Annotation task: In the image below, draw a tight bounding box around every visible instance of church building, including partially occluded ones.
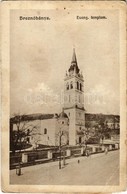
[10,49,86,148]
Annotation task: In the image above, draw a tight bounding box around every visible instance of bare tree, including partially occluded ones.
[55,120,69,169]
[82,128,91,146]
[10,113,39,153]
[31,130,43,150]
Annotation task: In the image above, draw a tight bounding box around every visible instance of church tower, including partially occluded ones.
[64,49,85,145]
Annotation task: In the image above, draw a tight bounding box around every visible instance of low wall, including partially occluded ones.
[10,143,119,169]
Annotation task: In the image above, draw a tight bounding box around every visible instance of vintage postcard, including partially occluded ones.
[1,1,126,193]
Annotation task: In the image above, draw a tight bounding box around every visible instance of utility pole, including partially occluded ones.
[59,131,63,169]
[63,148,66,166]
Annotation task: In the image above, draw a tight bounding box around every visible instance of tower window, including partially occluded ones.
[66,83,69,90]
[70,81,73,89]
[80,83,82,91]
[27,137,30,143]
[77,82,79,90]
[44,128,47,134]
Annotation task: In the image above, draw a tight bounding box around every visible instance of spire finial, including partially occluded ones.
[72,47,77,63]
[62,107,64,113]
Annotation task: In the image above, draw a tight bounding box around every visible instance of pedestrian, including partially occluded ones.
[78,159,80,163]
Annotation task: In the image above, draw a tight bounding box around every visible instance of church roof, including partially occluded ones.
[59,110,68,119]
[10,113,58,123]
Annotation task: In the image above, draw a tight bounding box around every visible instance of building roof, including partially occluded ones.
[59,110,68,119]
[85,113,120,122]
[10,112,120,124]
[10,113,59,123]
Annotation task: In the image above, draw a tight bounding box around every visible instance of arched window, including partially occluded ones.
[44,128,47,134]
[70,81,73,89]
[66,83,69,90]
[27,137,30,143]
[80,83,82,91]
[77,82,79,90]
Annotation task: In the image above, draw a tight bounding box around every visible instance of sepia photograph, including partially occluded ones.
[1,1,126,192]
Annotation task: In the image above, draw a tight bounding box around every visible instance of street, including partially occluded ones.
[10,150,119,185]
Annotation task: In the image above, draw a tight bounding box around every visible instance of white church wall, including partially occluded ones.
[40,118,56,146]
[13,118,57,147]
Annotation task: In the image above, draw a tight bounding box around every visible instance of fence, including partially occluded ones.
[10,143,119,169]
[10,155,22,165]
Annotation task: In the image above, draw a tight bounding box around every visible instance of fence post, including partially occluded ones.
[48,151,52,159]
[66,149,71,157]
[22,153,28,163]
[92,147,96,153]
[115,143,119,149]
[102,145,105,151]
[81,147,84,155]
[109,145,112,150]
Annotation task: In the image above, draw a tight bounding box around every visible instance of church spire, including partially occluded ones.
[71,48,77,64]
[68,48,80,74]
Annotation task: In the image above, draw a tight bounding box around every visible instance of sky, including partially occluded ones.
[10,9,119,116]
